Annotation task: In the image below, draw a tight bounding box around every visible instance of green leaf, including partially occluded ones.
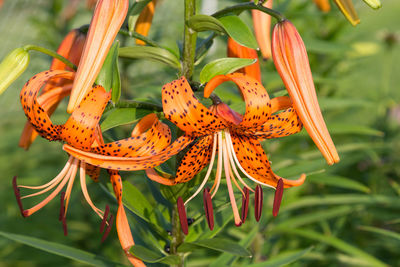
[247,247,313,267]
[273,228,387,267]
[178,237,251,257]
[0,231,122,266]
[187,14,226,34]
[218,15,258,49]
[307,174,371,193]
[96,42,121,102]
[130,245,180,265]
[328,123,384,136]
[119,46,181,69]
[358,226,400,242]
[128,0,153,33]
[101,108,151,131]
[200,57,257,84]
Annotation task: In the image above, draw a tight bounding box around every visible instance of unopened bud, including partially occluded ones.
[362,0,381,10]
[0,48,30,95]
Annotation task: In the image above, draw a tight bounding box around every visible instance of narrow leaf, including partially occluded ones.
[178,238,251,257]
[307,174,371,193]
[119,46,181,69]
[187,14,226,34]
[358,226,400,242]
[247,247,313,267]
[101,108,151,131]
[130,245,180,264]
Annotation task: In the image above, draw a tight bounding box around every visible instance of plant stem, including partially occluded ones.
[170,206,185,267]
[181,0,197,78]
[105,100,163,112]
[212,2,285,22]
[23,45,77,70]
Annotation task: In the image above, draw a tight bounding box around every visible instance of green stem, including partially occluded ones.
[104,100,163,112]
[212,2,286,22]
[170,206,185,267]
[23,45,77,70]
[181,0,197,78]
[119,29,161,47]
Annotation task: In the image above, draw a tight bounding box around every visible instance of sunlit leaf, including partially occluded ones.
[218,15,258,49]
[119,46,181,69]
[307,174,371,193]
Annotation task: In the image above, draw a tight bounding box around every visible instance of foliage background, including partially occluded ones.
[0,0,399,266]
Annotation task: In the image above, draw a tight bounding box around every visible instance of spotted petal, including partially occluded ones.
[204,73,271,129]
[162,77,226,137]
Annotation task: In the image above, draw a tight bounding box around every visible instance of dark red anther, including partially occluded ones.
[241,187,250,224]
[100,205,110,233]
[203,187,214,230]
[12,176,26,218]
[101,214,114,243]
[273,178,284,217]
[61,216,68,236]
[177,197,188,235]
[254,185,263,222]
[59,192,66,221]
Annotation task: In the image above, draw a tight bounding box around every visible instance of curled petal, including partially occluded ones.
[60,85,111,150]
[272,20,339,165]
[227,37,261,82]
[63,135,195,171]
[134,0,157,45]
[251,0,273,59]
[68,0,129,112]
[204,73,271,129]
[162,77,226,136]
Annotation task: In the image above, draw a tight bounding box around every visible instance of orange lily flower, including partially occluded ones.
[19,29,86,150]
[252,0,273,59]
[227,37,261,83]
[134,0,157,45]
[271,20,340,165]
[145,73,305,230]
[313,0,331,12]
[68,0,129,113]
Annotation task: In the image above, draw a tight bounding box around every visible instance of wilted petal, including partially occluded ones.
[272,20,339,165]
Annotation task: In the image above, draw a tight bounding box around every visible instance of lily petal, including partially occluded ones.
[162,77,226,136]
[313,0,331,12]
[204,73,271,129]
[68,0,129,113]
[134,0,157,45]
[251,0,273,59]
[271,20,339,165]
[227,37,261,82]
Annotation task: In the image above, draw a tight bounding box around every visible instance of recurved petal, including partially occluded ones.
[20,70,75,141]
[230,133,305,188]
[333,0,360,26]
[63,135,195,171]
[272,20,339,165]
[162,77,226,137]
[91,114,171,157]
[204,73,271,129]
[174,135,214,184]
[68,0,129,113]
[251,0,273,59]
[227,37,261,83]
[60,85,111,150]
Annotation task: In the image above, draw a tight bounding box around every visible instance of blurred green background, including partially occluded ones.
[0,0,400,266]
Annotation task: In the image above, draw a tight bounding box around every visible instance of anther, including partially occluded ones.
[273,178,284,217]
[203,187,214,230]
[177,197,188,235]
[241,187,250,224]
[100,205,110,233]
[101,214,114,243]
[254,185,263,222]
[59,192,66,221]
[12,176,26,218]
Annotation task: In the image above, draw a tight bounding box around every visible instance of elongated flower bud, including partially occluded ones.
[251,0,273,59]
[0,48,30,95]
[227,37,261,83]
[134,0,157,45]
[272,20,339,165]
[67,0,129,113]
[333,0,360,26]
[313,0,331,12]
[362,0,381,10]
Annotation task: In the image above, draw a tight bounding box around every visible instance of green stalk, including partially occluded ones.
[181,0,197,78]
[212,2,286,22]
[23,45,77,70]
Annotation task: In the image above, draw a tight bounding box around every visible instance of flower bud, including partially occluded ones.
[0,48,30,95]
[362,0,381,10]
[333,0,360,26]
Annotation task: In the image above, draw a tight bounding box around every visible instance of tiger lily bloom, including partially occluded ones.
[272,20,340,165]
[227,37,261,83]
[134,0,157,45]
[16,69,157,266]
[313,0,331,12]
[146,73,306,230]
[67,0,129,113]
[252,0,273,59]
[333,0,360,26]
[19,29,85,150]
